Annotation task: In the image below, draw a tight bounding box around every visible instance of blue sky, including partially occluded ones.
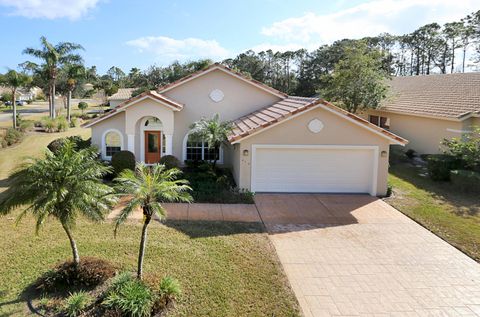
[0,0,477,74]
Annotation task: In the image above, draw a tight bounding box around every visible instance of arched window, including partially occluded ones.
[183,133,222,163]
[103,130,123,159]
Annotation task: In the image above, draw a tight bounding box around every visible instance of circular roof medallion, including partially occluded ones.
[308,118,324,133]
[209,89,224,102]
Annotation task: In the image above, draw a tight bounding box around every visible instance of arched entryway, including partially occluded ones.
[139,116,166,163]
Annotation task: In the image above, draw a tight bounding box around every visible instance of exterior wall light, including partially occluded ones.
[243,149,249,156]
[381,150,388,157]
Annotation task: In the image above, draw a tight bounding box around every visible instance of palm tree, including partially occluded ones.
[64,64,85,122]
[114,164,192,279]
[0,70,32,129]
[189,113,233,169]
[0,141,117,266]
[23,36,84,118]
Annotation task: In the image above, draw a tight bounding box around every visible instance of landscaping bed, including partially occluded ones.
[0,215,300,316]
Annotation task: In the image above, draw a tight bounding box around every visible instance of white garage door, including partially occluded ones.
[251,145,378,195]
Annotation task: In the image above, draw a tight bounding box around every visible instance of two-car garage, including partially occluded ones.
[251,145,378,195]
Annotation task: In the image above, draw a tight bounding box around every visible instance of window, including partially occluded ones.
[369,115,390,130]
[185,135,221,162]
[105,131,121,158]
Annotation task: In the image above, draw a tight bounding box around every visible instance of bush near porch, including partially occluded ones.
[183,161,254,204]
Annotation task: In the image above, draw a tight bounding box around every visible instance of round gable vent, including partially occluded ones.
[308,118,324,133]
[209,89,224,102]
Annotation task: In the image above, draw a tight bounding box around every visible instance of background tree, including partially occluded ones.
[321,42,390,114]
[57,64,86,122]
[0,141,117,266]
[189,114,233,169]
[114,164,192,279]
[23,36,84,118]
[0,70,32,128]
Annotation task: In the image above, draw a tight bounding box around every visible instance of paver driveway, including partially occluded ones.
[255,194,480,316]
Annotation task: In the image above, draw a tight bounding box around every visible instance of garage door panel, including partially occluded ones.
[252,147,375,194]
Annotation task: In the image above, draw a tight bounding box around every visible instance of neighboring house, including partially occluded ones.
[84,64,406,196]
[363,73,480,154]
[108,88,136,108]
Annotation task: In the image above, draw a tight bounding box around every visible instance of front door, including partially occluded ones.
[144,131,161,163]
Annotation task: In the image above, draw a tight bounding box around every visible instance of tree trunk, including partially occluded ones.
[62,224,80,266]
[137,210,151,279]
[451,43,455,74]
[462,48,467,73]
[51,82,56,119]
[12,88,17,129]
[67,90,72,122]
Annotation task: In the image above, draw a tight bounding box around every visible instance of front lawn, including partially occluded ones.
[0,215,300,316]
[388,163,480,261]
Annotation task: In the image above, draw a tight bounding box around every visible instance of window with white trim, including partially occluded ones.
[369,115,390,130]
[105,131,122,157]
[185,135,220,162]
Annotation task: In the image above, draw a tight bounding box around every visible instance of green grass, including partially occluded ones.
[0,216,300,316]
[388,163,480,261]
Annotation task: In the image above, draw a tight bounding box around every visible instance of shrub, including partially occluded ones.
[57,116,69,132]
[427,154,462,181]
[158,276,181,302]
[18,120,35,132]
[4,128,23,146]
[34,257,116,293]
[405,149,416,159]
[41,116,57,133]
[70,117,79,128]
[386,184,393,197]
[111,151,136,175]
[450,170,480,193]
[159,155,181,170]
[63,291,91,317]
[441,126,480,171]
[0,138,7,148]
[47,136,91,154]
[103,273,155,317]
[78,101,88,114]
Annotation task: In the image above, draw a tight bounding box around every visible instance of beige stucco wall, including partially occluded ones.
[235,106,392,196]
[364,110,463,154]
[91,111,126,159]
[162,69,282,162]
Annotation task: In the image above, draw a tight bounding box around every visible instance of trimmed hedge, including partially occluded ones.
[450,170,480,193]
[47,136,92,154]
[159,155,180,170]
[111,150,136,175]
[426,154,462,181]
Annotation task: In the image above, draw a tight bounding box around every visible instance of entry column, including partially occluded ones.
[127,134,135,153]
[164,134,173,155]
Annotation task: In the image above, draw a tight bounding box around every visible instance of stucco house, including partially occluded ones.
[84,64,406,196]
[363,73,480,154]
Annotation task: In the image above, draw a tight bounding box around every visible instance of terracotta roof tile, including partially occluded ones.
[108,88,136,100]
[379,73,480,119]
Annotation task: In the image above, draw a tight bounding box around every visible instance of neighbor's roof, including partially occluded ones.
[378,73,480,120]
[108,88,136,101]
[229,96,407,145]
[158,63,288,99]
[83,90,183,128]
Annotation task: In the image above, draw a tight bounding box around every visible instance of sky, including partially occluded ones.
[0,0,477,74]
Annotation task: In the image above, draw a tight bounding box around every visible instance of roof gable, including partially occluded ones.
[158,63,288,99]
[229,97,407,145]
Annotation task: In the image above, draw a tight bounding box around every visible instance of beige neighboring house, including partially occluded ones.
[108,88,136,108]
[84,64,406,196]
[363,73,480,154]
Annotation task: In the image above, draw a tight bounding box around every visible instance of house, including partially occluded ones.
[84,64,406,196]
[363,73,480,154]
[108,88,136,108]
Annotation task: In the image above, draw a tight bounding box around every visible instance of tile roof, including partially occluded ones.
[229,96,407,145]
[83,90,183,128]
[379,73,480,119]
[158,63,288,98]
[108,88,136,100]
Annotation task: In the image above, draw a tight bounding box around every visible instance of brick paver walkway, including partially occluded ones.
[256,194,480,317]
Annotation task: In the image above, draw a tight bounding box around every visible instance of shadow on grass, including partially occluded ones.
[390,163,480,216]
[164,220,264,238]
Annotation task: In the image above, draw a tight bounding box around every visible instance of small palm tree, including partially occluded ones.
[0,141,117,266]
[189,113,233,168]
[65,64,85,122]
[114,164,192,279]
[23,36,84,118]
[0,70,32,128]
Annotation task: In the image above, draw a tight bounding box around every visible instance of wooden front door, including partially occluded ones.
[144,131,161,163]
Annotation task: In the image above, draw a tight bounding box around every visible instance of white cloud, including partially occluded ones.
[126,36,230,63]
[0,0,100,20]
[261,0,477,45]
